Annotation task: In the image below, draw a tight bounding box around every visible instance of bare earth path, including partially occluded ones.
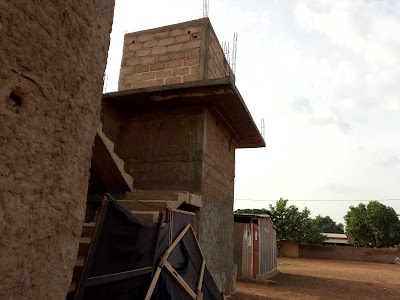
[236,257,400,300]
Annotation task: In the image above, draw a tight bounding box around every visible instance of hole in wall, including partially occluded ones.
[193,35,198,39]
[187,30,191,34]
[132,40,135,43]
[6,91,22,113]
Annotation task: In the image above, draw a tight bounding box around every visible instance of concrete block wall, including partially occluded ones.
[118,18,234,90]
[197,109,236,294]
[100,101,125,144]
[208,27,232,80]
[102,105,237,294]
[113,106,204,192]
[0,1,114,299]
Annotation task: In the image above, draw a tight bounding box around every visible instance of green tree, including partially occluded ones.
[268,198,326,244]
[345,201,400,247]
[313,215,344,233]
[234,208,271,215]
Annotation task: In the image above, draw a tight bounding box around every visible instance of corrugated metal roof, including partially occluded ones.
[234,213,276,228]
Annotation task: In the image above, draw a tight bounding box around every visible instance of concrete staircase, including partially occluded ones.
[67,124,203,298]
[117,190,202,222]
[68,223,95,296]
[91,123,133,193]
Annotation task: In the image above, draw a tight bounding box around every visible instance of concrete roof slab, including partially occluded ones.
[103,77,265,148]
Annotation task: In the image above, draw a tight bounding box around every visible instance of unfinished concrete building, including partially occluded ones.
[87,18,265,294]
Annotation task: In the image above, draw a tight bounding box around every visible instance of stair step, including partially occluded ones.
[69,281,77,293]
[124,190,189,202]
[72,256,87,282]
[131,210,160,222]
[81,222,95,237]
[118,200,179,211]
[78,237,91,256]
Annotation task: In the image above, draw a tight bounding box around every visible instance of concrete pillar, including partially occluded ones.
[0,1,114,299]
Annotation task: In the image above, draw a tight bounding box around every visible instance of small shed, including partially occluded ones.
[233,214,277,281]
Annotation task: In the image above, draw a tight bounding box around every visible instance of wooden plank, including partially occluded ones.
[164,262,197,300]
[197,260,206,294]
[85,267,153,287]
[172,208,196,216]
[164,224,191,261]
[190,226,205,260]
[169,209,173,246]
[144,266,163,300]
[151,211,164,279]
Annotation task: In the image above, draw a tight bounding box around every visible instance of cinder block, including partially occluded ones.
[183,74,198,82]
[173,67,190,76]
[150,62,166,71]
[167,43,184,53]
[184,57,199,66]
[132,80,149,89]
[192,48,200,57]
[190,65,199,74]
[151,46,167,55]
[166,59,182,69]
[138,33,155,42]
[124,73,140,82]
[127,42,143,51]
[165,76,182,85]
[154,31,170,39]
[143,40,158,48]
[184,40,201,50]
[124,36,137,44]
[140,72,155,80]
[141,56,156,64]
[158,53,174,62]
[158,37,174,46]
[170,28,186,36]
[156,69,173,79]
[147,79,165,87]
[174,34,191,43]
[134,64,149,73]
[120,67,134,75]
[185,26,201,34]
[174,51,191,59]
[125,57,142,66]
[136,49,151,57]
[122,51,137,59]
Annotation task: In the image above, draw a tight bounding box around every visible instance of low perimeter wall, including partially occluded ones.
[294,244,400,264]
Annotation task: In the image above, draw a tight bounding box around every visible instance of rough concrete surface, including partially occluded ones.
[0,1,114,299]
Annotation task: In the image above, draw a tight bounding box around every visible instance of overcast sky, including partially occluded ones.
[105,0,400,223]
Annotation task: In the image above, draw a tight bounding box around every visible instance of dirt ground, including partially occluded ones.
[236,257,400,300]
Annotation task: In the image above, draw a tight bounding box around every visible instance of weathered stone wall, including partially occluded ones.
[197,109,236,294]
[0,1,114,299]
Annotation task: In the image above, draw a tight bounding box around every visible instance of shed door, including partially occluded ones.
[253,224,259,279]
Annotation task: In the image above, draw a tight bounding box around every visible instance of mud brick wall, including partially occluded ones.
[0,1,114,299]
[300,244,400,264]
[118,18,234,91]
